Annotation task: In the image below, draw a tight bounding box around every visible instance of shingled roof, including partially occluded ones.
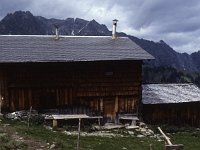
[0,35,153,63]
[142,83,200,104]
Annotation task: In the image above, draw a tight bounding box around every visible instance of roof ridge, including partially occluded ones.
[0,35,129,38]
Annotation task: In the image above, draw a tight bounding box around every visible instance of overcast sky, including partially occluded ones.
[0,0,200,54]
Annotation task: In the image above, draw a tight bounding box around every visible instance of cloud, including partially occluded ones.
[0,0,200,53]
[0,0,31,18]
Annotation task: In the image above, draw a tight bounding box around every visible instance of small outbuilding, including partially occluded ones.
[142,83,200,127]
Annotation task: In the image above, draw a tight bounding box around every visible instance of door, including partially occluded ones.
[103,99,115,122]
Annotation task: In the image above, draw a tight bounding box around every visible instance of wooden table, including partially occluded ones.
[45,114,103,127]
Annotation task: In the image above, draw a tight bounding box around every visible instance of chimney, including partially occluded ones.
[54,25,59,40]
[112,19,118,39]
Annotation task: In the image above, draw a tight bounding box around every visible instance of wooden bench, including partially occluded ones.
[118,114,139,125]
[45,114,103,127]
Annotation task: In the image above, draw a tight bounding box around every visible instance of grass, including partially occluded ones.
[13,122,164,149]
[0,126,27,150]
[1,118,200,150]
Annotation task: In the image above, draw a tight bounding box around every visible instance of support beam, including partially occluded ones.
[77,118,81,150]
[114,96,119,113]
[0,84,2,114]
[0,97,2,115]
[100,98,103,113]
[158,127,172,145]
[114,96,119,123]
[125,98,128,112]
[53,119,58,128]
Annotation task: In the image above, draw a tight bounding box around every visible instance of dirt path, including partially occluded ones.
[1,123,58,150]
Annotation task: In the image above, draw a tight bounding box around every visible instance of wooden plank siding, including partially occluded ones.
[142,102,200,127]
[0,60,142,121]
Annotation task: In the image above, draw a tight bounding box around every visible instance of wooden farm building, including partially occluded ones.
[0,34,153,122]
[142,83,200,127]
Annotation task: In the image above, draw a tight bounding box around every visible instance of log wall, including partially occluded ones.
[0,61,142,121]
[142,102,200,127]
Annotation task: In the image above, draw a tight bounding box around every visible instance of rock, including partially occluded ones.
[44,125,53,130]
[63,131,72,135]
[81,132,87,136]
[3,124,10,127]
[128,131,134,135]
[137,134,145,138]
[103,124,124,130]
[140,128,147,133]
[126,125,139,129]
[91,125,102,131]
[135,129,140,132]
[139,122,146,128]
[147,129,154,135]
[0,133,7,138]
[19,137,23,140]
[157,139,163,142]
[50,144,56,149]
[4,109,38,120]
[122,147,127,149]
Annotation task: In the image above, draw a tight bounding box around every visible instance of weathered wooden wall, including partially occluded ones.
[142,102,200,127]
[0,60,142,121]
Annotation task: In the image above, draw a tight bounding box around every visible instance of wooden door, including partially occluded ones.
[104,99,115,122]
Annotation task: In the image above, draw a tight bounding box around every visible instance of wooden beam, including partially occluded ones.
[125,98,128,112]
[77,118,81,150]
[56,89,59,105]
[0,97,2,115]
[64,88,68,105]
[28,88,32,107]
[158,127,172,145]
[53,119,58,128]
[96,99,99,112]
[0,84,2,114]
[100,98,103,113]
[115,96,119,113]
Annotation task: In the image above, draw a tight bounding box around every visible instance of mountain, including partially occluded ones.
[0,11,110,36]
[129,36,198,71]
[0,11,200,72]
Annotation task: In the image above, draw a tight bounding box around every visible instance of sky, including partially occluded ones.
[0,0,200,54]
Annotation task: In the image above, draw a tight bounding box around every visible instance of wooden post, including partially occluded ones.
[77,118,81,150]
[114,96,119,113]
[98,118,101,126]
[28,106,32,130]
[100,98,103,113]
[0,84,2,115]
[132,98,135,111]
[56,89,60,106]
[53,119,58,128]
[114,96,119,123]
[125,98,128,112]
[158,127,172,145]
[96,99,99,112]
[28,89,32,107]
[64,88,68,105]
[0,97,2,115]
